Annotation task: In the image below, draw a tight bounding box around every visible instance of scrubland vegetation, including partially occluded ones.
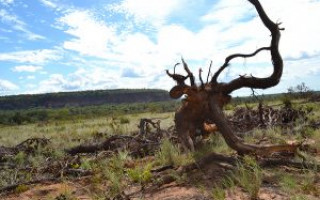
[0,92,319,200]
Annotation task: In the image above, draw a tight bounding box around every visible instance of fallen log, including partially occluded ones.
[65,135,160,157]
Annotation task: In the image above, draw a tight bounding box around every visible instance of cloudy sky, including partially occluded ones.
[0,0,319,97]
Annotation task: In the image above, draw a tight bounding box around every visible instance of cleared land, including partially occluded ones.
[0,97,319,200]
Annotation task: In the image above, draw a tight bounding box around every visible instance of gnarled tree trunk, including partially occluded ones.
[167,0,299,156]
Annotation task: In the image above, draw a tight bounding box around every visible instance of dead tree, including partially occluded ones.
[167,0,299,155]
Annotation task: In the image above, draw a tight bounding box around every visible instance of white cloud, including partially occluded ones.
[12,65,43,72]
[0,9,45,40]
[0,9,25,27]
[24,30,45,40]
[54,0,320,95]
[39,0,57,9]
[205,0,320,62]
[26,75,35,80]
[30,65,170,94]
[34,69,116,93]
[0,49,61,64]
[109,0,186,26]
[0,79,19,91]
[58,10,116,58]
[186,0,320,88]
[283,57,320,80]
[201,0,253,25]
[38,0,67,12]
[4,0,319,96]
[0,0,14,6]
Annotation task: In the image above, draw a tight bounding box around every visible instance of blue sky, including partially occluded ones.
[0,0,320,96]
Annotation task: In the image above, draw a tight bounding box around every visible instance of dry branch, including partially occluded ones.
[218,0,283,94]
[65,120,170,157]
[66,135,158,156]
[259,158,320,171]
[0,137,50,160]
[211,47,270,83]
[138,118,161,136]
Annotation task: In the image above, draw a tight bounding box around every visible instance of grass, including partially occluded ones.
[300,171,319,196]
[0,100,319,199]
[210,156,263,200]
[0,111,175,198]
[0,112,174,149]
[211,185,226,200]
[275,168,320,198]
[87,152,129,198]
[192,133,233,160]
[290,195,310,200]
[155,138,193,166]
[279,174,298,192]
[127,163,153,185]
[233,156,263,199]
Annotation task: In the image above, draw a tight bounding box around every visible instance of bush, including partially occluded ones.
[281,95,292,107]
[127,163,153,185]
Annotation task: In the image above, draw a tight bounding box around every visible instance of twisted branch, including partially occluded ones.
[211,47,270,83]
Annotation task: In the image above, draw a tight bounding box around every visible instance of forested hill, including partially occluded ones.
[0,89,172,110]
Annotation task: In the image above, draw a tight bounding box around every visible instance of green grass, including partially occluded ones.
[280,174,298,192]
[210,156,263,199]
[127,163,153,185]
[233,156,263,199]
[155,138,193,167]
[192,133,233,160]
[211,185,226,200]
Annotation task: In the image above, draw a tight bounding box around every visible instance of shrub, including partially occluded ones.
[15,184,29,194]
[127,163,153,185]
[281,95,292,107]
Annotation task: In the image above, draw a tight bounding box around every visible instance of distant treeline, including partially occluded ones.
[231,93,287,104]
[232,90,320,104]
[0,89,171,110]
[0,101,180,125]
[0,88,318,125]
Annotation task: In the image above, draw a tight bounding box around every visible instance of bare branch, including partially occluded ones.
[173,62,180,74]
[211,47,270,84]
[206,60,213,84]
[219,0,283,94]
[181,58,195,86]
[199,68,204,89]
[166,69,188,86]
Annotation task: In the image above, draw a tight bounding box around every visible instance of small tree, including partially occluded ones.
[287,82,313,99]
[12,112,24,125]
